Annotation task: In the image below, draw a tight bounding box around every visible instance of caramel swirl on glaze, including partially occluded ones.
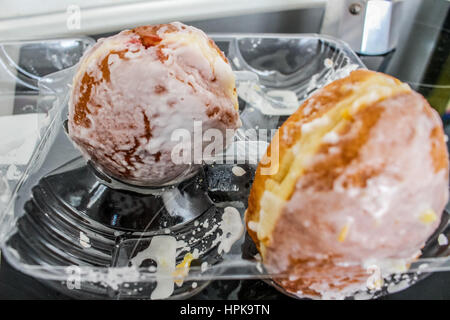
[73,49,129,128]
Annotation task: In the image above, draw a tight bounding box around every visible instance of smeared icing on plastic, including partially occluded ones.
[131,235,177,299]
[217,207,244,254]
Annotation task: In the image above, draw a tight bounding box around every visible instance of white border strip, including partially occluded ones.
[0,0,326,41]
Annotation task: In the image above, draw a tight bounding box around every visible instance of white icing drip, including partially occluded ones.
[362,258,409,276]
[231,165,246,176]
[131,236,177,300]
[217,207,244,254]
[365,265,383,290]
[247,221,259,232]
[300,116,330,134]
[322,131,339,144]
[387,279,410,293]
[79,231,91,248]
[176,240,190,257]
[324,58,333,68]
[192,248,200,259]
[438,233,448,246]
[6,164,21,180]
[307,281,366,300]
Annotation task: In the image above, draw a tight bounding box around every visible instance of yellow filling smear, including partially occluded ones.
[419,209,437,225]
[256,74,411,248]
[173,252,195,286]
[338,223,351,243]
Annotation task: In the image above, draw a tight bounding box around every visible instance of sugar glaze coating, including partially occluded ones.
[246,70,449,298]
[68,22,240,185]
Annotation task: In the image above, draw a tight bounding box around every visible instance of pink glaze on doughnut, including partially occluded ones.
[68,22,240,184]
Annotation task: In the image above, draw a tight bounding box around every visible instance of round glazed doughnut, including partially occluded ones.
[245,70,449,298]
[68,22,240,185]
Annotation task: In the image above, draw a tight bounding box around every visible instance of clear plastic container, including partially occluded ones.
[0,34,449,300]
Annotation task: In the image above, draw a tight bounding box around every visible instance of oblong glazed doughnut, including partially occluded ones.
[246,70,449,298]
